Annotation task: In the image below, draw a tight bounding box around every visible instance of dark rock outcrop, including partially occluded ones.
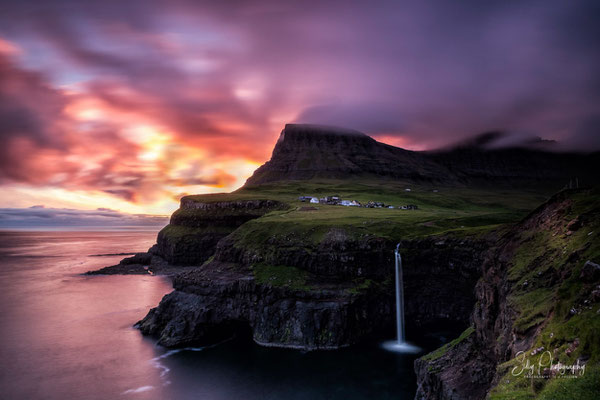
[137,263,391,349]
[213,228,394,280]
[400,237,487,327]
[136,227,487,349]
[414,189,600,399]
[140,199,289,267]
[85,252,192,276]
[414,331,494,400]
[154,198,288,266]
[581,260,600,281]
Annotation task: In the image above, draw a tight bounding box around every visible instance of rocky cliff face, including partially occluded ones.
[400,237,487,327]
[136,218,487,349]
[151,198,288,265]
[137,262,391,350]
[245,124,455,185]
[414,188,600,399]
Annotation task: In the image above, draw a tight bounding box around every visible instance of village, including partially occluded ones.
[298,195,419,210]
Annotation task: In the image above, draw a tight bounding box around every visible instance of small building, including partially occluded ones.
[388,205,395,209]
[340,200,353,206]
[350,200,361,207]
[323,196,340,205]
[310,197,319,204]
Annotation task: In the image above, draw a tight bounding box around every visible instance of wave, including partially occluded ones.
[122,385,155,395]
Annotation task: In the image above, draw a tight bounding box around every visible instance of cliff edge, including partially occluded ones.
[415,188,600,399]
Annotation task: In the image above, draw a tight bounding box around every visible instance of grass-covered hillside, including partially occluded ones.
[177,179,551,244]
[488,188,600,399]
[413,188,600,400]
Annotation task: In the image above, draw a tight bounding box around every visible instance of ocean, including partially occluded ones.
[0,230,438,400]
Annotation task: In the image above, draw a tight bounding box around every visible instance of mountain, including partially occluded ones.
[427,143,599,185]
[245,124,454,185]
[245,124,599,188]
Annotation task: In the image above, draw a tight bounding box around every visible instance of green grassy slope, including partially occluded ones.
[181,180,549,243]
[489,189,600,399]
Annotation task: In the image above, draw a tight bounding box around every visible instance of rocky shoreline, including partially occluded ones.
[85,252,197,276]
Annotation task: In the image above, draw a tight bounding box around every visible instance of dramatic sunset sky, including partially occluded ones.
[0,0,599,221]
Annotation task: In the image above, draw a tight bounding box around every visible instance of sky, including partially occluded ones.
[0,0,599,220]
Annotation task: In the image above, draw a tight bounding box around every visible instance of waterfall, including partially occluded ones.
[382,244,420,353]
[395,244,405,344]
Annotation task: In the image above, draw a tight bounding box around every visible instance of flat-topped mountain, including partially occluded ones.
[245,124,599,187]
[245,124,454,185]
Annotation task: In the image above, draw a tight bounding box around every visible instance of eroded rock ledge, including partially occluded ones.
[134,228,487,350]
[136,262,390,349]
[414,189,600,400]
[154,199,289,266]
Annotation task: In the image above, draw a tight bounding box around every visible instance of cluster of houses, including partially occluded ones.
[298,195,418,210]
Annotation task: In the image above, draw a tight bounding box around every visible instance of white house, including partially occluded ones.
[340,200,352,206]
[310,197,319,204]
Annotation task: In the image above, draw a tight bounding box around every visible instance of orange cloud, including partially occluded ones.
[0,46,277,214]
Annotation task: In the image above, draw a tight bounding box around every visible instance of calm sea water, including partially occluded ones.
[0,231,442,400]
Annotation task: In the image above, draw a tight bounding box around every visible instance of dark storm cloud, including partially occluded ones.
[216,0,600,148]
[296,103,405,134]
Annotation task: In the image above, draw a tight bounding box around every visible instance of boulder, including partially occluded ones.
[580,260,600,281]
